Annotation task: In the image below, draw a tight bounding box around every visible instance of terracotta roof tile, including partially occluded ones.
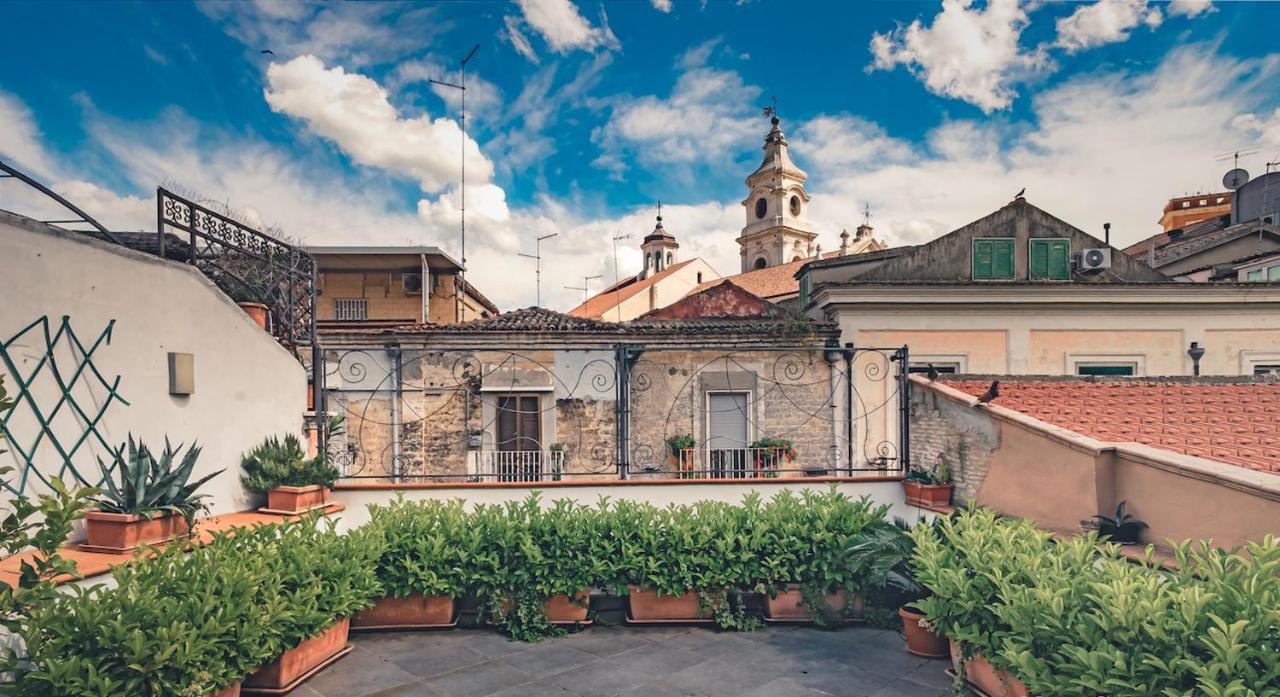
[567,260,697,319]
[944,378,1280,474]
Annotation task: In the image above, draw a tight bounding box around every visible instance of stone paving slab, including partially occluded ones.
[299,625,951,697]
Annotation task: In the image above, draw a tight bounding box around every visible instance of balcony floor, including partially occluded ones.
[293,625,952,697]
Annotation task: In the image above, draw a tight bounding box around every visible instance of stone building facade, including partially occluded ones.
[319,307,847,483]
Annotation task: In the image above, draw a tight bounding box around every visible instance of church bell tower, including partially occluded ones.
[737,113,817,272]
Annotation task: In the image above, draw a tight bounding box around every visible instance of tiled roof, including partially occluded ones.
[943,378,1280,473]
[567,259,697,319]
[1123,216,1280,268]
[691,244,893,300]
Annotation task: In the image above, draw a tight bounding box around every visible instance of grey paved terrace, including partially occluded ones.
[291,625,953,697]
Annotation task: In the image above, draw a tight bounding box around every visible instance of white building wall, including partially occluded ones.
[0,213,307,520]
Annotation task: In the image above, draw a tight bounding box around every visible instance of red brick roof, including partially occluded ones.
[944,378,1280,473]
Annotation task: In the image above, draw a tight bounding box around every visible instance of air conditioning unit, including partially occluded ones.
[402,272,424,295]
[1077,248,1112,272]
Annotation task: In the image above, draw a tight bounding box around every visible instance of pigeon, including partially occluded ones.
[261,49,276,57]
[926,364,940,381]
[1014,188,1026,200]
[972,380,1000,407]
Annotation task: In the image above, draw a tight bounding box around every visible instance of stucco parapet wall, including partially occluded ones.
[334,475,904,491]
[814,283,1280,308]
[0,210,301,364]
[910,375,1280,503]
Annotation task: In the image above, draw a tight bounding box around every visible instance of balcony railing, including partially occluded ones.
[467,450,566,483]
[669,447,830,480]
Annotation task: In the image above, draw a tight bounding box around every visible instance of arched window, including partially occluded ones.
[790,195,801,216]
[754,257,768,270]
[666,252,673,265]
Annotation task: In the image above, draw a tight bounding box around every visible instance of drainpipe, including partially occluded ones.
[844,344,855,473]
[388,345,402,482]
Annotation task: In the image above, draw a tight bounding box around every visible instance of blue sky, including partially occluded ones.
[2,0,1279,310]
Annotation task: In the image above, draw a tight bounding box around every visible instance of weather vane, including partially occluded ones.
[656,201,662,222]
[863,202,872,227]
[761,95,778,120]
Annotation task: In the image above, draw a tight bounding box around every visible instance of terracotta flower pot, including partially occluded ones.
[949,640,1029,697]
[207,682,241,697]
[352,594,456,629]
[265,485,330,514]
[627,586,707,621]
[238,302,269,329]
[498,590,591,624]
[764,585,862,621]
[903,481,953,507]
[899,606,948,657]
[245,618,350,691]
[83,510,189,552]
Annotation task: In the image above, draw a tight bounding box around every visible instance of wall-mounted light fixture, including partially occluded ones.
[168,352,194,395]
[1187,341,1206,377]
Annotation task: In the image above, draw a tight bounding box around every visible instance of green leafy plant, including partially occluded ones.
[1089,500,1147,545]
[665,433,695,454]
[239,433,338,491]
[362,497,476,600]
[94,436,223,527]
[905,456,952,485]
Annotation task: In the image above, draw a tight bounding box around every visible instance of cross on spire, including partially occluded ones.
[656,201,662,222]
[862,202,872,227]
[761,95,778,122]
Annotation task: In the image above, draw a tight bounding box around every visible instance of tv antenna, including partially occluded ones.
[611,232,632,322]
[429,42,480,322]
[518,232,558,307]
[565,274,603,302]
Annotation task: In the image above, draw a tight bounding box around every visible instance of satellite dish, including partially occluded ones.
[1223,168,1250,190]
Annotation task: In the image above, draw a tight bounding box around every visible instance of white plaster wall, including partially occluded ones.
[0,213,307,519]
[329,479,920,532]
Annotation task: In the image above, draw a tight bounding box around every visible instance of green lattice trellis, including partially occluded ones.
[0,316,129,496]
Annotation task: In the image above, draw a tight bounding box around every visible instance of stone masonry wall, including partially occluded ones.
[910,386,998,503]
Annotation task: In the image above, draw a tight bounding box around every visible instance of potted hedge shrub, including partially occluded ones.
[86,437,222,552]
[665,434,696,478]
[352,497,473,629]
[241,428,340,515]
[753,488,883,624]
[842,518,947,657]
[750,437,795,477]
[902,454,953,507]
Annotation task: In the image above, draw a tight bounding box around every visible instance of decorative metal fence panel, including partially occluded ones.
[323,344,909,484]
[0,316,128,496]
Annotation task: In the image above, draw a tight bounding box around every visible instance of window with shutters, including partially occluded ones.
[972,238,1014,280]
[706,392,750,478]
[1029,239,1070,280]
[496,395,542,451]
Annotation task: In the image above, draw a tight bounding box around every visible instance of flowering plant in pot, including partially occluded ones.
[903,454,953,507]
[665,434,696,477]
[749,437,795,477]
[353,497,475,629]
[240,427,340,515]
[88,436,223,552]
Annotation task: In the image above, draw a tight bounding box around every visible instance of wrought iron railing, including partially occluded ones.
[467,450,565,483]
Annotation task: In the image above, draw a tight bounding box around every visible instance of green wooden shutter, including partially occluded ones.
[973,240,994,279]
[1029,241,1048,279]
[1047,240,1069,279]
[993,239,1014,279]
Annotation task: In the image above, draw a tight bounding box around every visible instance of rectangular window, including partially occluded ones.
[908,363,959,374]
[798,275,811,306]
[706,392,750,478]
[495,395,543,482]
[334,298,368,321]
[1029,239,1070,280]
[973,238,1014,280]
[1269,265,1280,281]
[1253,364,1280,376]
[1076,364,1136,377]
[1247,269,1264,281]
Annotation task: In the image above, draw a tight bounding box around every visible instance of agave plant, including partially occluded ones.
[94,436,222,525]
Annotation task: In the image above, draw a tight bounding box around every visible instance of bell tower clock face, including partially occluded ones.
[754,198,767,219]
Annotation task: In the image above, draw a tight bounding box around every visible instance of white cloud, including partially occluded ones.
[264,56,494,194]
[651,0,673,12]
[868,0,1051,113]
[1232,108,1280,147]
[1054,0,1162,53]
[512,0,618,54]
[388,59,503,123]
[0,92,59,180]
[1168,0,1214,18]
[502,15,541,64]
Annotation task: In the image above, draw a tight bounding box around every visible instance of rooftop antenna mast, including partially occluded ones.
[565,274,603,302]
[429,42,480,322]
[518,232,558,307]
[611,232,631,322]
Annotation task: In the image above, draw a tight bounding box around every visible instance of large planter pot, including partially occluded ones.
[352,594,457,629]
[1098,522,1145,545]
[264,485,330,515]
[208,683,241,697]
[83,510,189,552]
[904,481,953,507]
[949,640,1030,697]
[238,302,269,329]
[499,590,591,624]
[899,606,948,658]
[245,618,350,693]
[764,585,862,622]
[627,586,708,622]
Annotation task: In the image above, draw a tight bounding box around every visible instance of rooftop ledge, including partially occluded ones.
[333,474,904,490]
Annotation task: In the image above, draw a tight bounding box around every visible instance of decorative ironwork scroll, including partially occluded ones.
[0,316,129,496]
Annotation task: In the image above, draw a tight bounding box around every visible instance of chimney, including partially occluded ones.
[839,229,852,256]
[1103,222,1110,246]
[1148,237,1156,267]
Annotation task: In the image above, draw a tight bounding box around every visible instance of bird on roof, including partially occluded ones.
[1014,188,1026,200]
[972,380,1000,407]
[926,364,940,381]
[261,49,276,57]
